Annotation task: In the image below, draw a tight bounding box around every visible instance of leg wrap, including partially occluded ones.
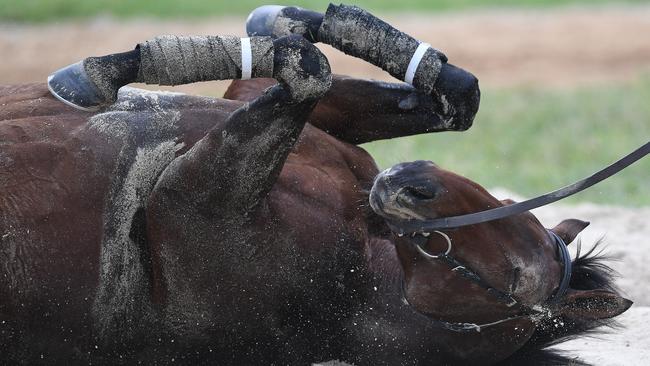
[317,4,445,94]
[137,35,275,85]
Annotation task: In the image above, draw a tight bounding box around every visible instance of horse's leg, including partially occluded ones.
[227,74,478,144]
[247,4,480,137]
[130,36,330,361]
[69,46,475,145]
[47,35,277,110]
[146,35,329,214]
[248,4,448,94]
[310,76,477,143]
[144,32,329,306]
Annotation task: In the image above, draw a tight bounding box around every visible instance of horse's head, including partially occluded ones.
[370,160,632,355]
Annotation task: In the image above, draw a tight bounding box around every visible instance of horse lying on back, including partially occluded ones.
[0,4,630,365]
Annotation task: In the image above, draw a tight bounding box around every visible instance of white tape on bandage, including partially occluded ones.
[241,37,252,80]
[404,42,431,85]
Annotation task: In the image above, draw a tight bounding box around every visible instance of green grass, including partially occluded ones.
[363,77,650,206]
[1,0,648,22]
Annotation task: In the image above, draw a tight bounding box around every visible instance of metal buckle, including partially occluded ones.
[415,230,452,259]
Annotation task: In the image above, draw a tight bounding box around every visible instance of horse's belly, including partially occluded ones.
[269,158,370,254]
[245,168,372,347]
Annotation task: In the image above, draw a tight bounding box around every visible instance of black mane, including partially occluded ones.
[500,240,622,366]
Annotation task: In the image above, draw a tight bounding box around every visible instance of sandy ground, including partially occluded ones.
[2,6,649,365]
[553,307,650,365]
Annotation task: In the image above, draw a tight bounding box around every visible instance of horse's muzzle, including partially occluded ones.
[370,161,441,221]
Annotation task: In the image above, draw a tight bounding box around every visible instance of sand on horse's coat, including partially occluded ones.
[87,88,186,340]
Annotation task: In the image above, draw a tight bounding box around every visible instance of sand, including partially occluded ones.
[552,306,650,365]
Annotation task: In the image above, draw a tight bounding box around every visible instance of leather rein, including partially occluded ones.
[390,141,650,235]
[394,141,648,332]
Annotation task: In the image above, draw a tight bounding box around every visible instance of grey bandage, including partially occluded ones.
[318,4,445,94]
[137,35,274,85]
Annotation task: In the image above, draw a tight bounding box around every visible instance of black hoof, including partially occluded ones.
[246,5,287,37]
[47,62,108,112]
[246,5,323,43]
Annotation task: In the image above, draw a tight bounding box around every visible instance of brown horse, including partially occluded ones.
[1,37,629,366]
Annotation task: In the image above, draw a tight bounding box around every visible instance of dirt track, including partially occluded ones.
[2,5,650,96]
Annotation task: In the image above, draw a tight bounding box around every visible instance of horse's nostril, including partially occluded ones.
[403,186,436,201]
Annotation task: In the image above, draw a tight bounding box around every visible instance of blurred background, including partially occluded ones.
[1,0,649,205]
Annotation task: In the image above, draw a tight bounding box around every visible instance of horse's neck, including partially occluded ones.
[366,237,404,289]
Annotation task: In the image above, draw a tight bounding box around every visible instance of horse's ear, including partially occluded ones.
[556,289,632,320]
[550,219,590,244]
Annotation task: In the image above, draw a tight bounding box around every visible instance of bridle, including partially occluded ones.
[399,230,570,332]
[391,141,649,332]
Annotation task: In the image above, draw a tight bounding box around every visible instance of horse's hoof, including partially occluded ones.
[433,63,480,131]
[246,5,287,37]
[47,61,109,112]
[246,5,322,42]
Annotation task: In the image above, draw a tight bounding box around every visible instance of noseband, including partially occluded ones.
[400,229,572,333]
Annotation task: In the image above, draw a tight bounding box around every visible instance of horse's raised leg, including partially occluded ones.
[226,75,477,144]
[247,4,480,133]
[47,35,277,110]
[141,36,331,356]
[247,4,446,94]
[148,35,330,214]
